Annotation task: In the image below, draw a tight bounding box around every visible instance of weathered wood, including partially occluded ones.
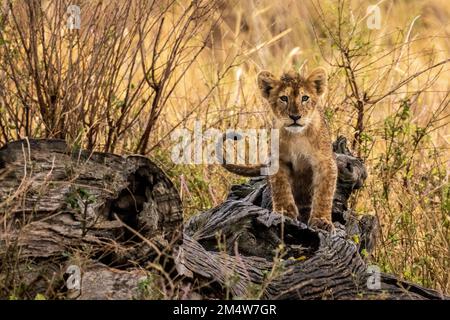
[0,139,182,299]
[181,207,445,299]
[179,136,446,300]
[73,263,149,300]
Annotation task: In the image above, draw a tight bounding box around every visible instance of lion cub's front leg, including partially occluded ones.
[310,157,337,230]
[269,163,298,219]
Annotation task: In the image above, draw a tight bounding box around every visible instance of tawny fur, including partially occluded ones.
[222,68,337,229]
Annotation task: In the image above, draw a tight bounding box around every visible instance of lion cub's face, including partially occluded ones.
[257,68,327,133]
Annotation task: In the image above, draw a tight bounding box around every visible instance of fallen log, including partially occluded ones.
[0,139,182,299]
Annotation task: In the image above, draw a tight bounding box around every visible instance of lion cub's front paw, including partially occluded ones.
[273,203,299,220]
[309,217,334,231]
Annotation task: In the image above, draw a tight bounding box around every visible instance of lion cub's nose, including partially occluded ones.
[289,115,301,121]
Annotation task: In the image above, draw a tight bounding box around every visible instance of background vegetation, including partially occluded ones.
[0,0,448,295]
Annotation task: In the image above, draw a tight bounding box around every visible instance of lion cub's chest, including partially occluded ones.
[280,135,315,173]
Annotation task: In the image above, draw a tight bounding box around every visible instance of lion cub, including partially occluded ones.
[223,68,337,230]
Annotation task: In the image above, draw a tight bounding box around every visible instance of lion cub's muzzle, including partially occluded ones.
[287,114,303,128]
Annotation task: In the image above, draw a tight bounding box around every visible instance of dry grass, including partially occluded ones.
[0,0,449,296]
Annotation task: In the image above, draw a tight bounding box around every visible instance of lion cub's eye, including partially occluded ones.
[302,95,309,102]
[280,96,288,102]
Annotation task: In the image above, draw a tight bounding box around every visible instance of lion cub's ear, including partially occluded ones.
[257,71,277,99]
[306,67,327,96]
